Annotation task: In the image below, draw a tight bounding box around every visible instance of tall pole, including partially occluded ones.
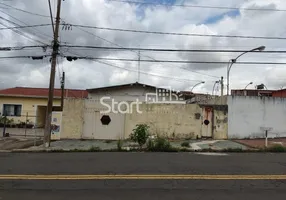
[61,71,65,111]
[44,0,62,147]
[220,76,224,97]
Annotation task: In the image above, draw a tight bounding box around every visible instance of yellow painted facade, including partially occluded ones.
[0,96,61,126]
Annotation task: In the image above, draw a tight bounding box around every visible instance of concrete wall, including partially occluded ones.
[61,98,84,139]
[61,99,228,140]
[228,96,286,139]
[125,103,203,139]
[0,128,44,137]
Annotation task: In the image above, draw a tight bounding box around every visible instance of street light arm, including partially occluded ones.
[191,82,204,92]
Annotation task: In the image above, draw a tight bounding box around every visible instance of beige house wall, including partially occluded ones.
[124,103,203,139]
[61,98,84,139]
[61,99,228,140]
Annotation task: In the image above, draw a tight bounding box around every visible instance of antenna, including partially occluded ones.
[138,50,140,82]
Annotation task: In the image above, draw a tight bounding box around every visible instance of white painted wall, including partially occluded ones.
[228,96,286,139]
[88,86,185,103]
[88,87,155,102]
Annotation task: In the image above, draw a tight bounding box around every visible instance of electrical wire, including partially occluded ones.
[72,24,286,40]
[63,56,286,65]
[48,0,55,35]
[74,27,219,79]
[61,50,206,82]
[0,55,50,59]
[0,24,52,30]
[0,2,52,18]
[108,0,286,12]
[0,10,53,41]
[0,21,47,45]
[95,60,204,83]
[60,45,286,54]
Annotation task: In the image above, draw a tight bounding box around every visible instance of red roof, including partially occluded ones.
[0,87,88,98]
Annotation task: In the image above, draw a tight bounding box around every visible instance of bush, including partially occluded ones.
[147,139,155,150]
[148,137,177,152]
[117,139,123,151]
[267,145,286,152]
[89,146,101,152]
[130,124,149,148]
[181,141,190,148]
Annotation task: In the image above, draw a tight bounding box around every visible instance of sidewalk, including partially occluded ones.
[234,138,286,149]
[16,139,248,152]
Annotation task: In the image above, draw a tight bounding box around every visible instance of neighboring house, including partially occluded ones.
[231,89,274,97]
[272,89,286,98]
[0,87,87,128]
[87,82,193,103]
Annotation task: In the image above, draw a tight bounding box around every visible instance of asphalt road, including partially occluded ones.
[0,152,286,199]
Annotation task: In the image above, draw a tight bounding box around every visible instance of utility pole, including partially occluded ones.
[220,76,224,105]
[220,76,224,97]
[137,50,140,82]
[44,0,62,147]
[60,71,65,111]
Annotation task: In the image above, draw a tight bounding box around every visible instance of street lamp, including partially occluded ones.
[245,82,253,89]
[191,81,205,92]
[227,46,265,95]
[212,80,220,95]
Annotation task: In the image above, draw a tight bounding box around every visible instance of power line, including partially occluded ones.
[63,56,286,65]
[72,24,286,40]
[0,10,53,41]
[0,24,52,30]
[48,0,55,35]
[61,50,206,82]
[0,55,50,59]
[60,45,286,53]
[0,45,49,51]
[0,20,47,45]
[71,27,219,79]
[95,60,204,83]
[0,2,52,18]
[108,0,286,12]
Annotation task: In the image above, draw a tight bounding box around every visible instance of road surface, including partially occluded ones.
[0,152,286,199]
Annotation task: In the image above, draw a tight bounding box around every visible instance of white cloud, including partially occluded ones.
[0,0,286,94]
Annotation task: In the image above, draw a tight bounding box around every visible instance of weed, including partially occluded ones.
[117,139,123,151]
[267,145,286,152]
[181,141,190,148]
[88,146,101,152]
[130,124,150,149]
[148,137,177,152]
[105,140,112,143]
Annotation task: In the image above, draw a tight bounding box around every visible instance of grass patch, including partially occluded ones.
[147,137,178,152]
[266,145,286,152]
[88,146,101,152]
[105,140,113,144]
[181,141,190,148]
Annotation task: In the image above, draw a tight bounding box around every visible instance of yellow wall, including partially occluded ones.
[61,98,84,139]
[125,103,203,139]
[61,99,228,140]
[0,96,60,125]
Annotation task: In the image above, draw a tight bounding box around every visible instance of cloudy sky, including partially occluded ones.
[0,0,286,94]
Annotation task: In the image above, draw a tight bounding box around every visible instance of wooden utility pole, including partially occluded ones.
[44,0,62,147]
[60,71,65,111]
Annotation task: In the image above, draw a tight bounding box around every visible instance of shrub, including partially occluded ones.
[117,139,123,151]
[267,145,286,152]
[147,139,155,150]
[181,141,190,148]
[148,137,177,152]
[89,146,101,152]
[130,124,150,148]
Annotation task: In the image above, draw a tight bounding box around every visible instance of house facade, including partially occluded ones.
[0,87,87,129]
